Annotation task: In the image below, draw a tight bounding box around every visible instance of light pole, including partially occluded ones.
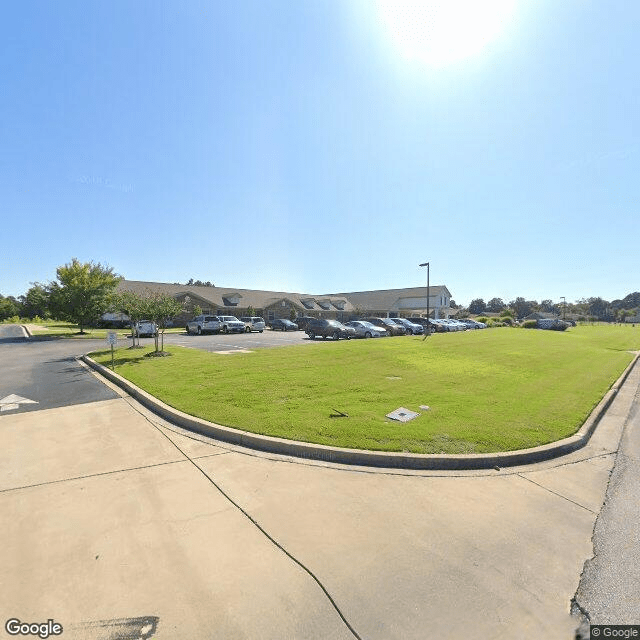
[560,296,566,321]
[419,262,430,338]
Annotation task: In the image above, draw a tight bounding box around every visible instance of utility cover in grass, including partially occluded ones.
[386,407,420,423]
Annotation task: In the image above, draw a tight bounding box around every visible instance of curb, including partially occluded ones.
[20,325,33,338]
[81,352,639,471]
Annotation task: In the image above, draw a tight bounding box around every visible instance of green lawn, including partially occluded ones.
[90,325,639,454]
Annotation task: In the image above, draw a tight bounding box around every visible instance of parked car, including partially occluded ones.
[186,315,222,335]
[293,316,315,331]
[218,316,246,333]
[133,320,157,337]
[363,317,407,336]
[458,318,485,329]
[240,316,265,333]
[389,317,424,335]
[408,317,447,333]
[305,318,355,340]
[270,318,299,331]
[344,320,387,338]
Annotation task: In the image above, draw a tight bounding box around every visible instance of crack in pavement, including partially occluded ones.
[514,473,598,515]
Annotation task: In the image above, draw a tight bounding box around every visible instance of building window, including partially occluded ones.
[267,310,275,321]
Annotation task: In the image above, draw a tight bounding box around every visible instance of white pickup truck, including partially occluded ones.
[186,315,222,335]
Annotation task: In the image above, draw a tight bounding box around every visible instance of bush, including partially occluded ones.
[500,309,514,318]
[476,317,489,324]
[523,320,537,329]
[502,316,514,326]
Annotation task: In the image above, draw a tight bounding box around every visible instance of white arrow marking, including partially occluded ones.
[0,394,38,412]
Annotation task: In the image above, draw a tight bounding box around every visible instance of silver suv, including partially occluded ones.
[186,315,222,335]
[218,316,246,334]
[240,316,265,333]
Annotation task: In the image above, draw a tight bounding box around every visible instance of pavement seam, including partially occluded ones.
[0,458,188,494]
[126,398,365,640]
[514,473,597,514]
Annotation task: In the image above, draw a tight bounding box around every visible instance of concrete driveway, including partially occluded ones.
[1,339,638,639]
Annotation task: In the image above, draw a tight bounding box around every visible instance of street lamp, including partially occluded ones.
[419,262,430,338]
[560,296,566,321]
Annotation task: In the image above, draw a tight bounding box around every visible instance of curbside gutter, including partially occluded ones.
[81,353,639,471]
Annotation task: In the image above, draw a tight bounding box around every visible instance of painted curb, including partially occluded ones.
[20,325,33,338]
[81,352,639,471]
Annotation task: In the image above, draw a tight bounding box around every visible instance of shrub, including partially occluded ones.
[523,320,537,329]
[500,309,514,318]
[476,317,489,324]
[502,316,514,326]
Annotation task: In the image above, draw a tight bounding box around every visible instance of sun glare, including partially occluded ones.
[377,0,515,67]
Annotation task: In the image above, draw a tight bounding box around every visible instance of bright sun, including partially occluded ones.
[377,0,515,67]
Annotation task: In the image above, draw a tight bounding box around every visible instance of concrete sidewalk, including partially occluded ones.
[1,360,638,639]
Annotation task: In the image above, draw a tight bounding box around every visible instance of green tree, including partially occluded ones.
[20,283,50,319]
[112,290,151,348]
[0,295,21,321]
[468,298,487,315]
[246,305,256,318]
[193,304,203,317]
[509,297,534,319]
[487,297,506,313]
[145,292,183,353]
[48,259,121,333]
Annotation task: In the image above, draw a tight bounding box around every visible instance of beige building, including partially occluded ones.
[116,280,452,323]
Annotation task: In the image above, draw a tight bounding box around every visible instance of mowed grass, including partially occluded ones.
[90,325,639,454]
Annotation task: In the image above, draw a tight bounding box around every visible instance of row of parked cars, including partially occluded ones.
[180,314,488,339]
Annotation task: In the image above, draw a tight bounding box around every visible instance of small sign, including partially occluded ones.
[106,331,118,346]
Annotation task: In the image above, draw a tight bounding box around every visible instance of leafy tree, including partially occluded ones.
[20,283,50,319]
[0,295,21,321]
[587,297,609,320]
[193,304,203,317]
[145,292,183,353]
[449,300,459,309]
[246,305,256,317]
[289,307,297,321]
[48,259,121,333]
[487,297,506,313]
[509,297,535,319]
[538,299,556,312]
[468,298,487,315]
[112,290,151,348]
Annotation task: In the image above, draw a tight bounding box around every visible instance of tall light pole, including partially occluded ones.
[419,262,430,338]
[560,296,566,321]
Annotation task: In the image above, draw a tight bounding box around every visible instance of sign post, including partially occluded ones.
[106,331,118,369]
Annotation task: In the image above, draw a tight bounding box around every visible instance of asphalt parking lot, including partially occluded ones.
[160,328,352,352]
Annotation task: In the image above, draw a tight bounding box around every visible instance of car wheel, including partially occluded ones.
[308,332,315,339]
[197,326,202,335]
[259,330,263,333]
[186,326,190,334]
[365,331,371,338]
[222,325,228,334]
[245,326,251,333]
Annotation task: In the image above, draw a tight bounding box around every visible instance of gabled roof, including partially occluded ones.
[117,280,450,314]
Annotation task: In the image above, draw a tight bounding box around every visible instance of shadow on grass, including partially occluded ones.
[92,349,173,367]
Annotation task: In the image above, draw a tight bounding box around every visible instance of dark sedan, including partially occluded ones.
[270,318,299,331]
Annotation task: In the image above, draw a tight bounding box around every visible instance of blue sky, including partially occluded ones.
[1,1,638,306]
